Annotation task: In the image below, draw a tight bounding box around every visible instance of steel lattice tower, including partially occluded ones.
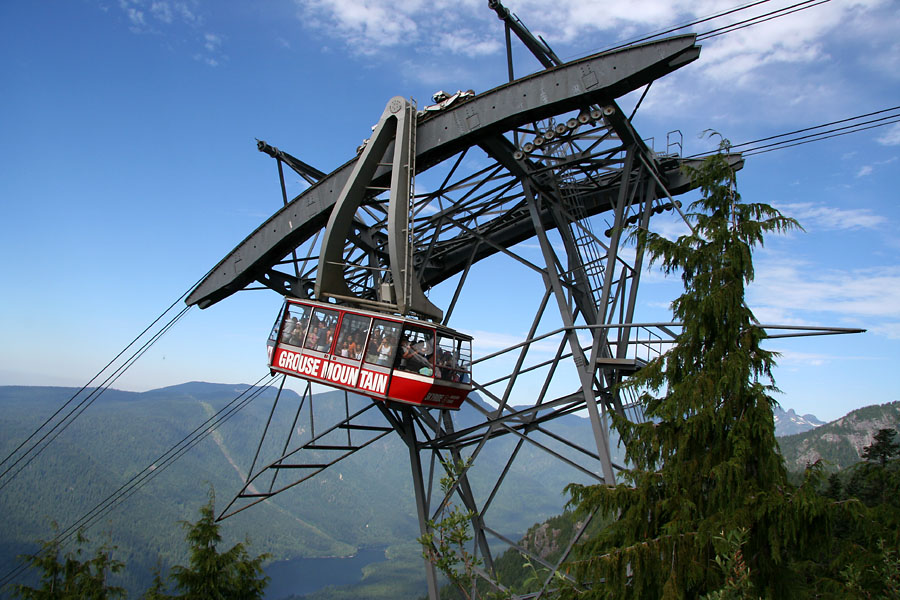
[187,6,739,598]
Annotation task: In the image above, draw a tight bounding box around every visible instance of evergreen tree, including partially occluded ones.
[169,490,270,600]
[139,560,171,600]
[823,472,843,500]
[14,529,125,600]
[566,143,829,598]
[861,428,899,468]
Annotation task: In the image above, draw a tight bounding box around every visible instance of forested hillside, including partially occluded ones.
[0,383,606,597]
[778,401,900,472]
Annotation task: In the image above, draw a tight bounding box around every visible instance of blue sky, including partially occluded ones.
[1,0,898,422]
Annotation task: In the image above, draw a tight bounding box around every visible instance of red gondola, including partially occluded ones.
[267,298,473,409]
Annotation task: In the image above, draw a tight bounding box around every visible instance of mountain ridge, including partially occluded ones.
[777,401,900,471]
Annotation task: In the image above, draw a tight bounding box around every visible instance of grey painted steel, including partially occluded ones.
[399,408,441,600]
[186,35,700,309]
[316,96,442,319]
[522,179,616,482]
[488,0,561,68]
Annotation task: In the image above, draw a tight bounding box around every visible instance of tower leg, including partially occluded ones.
[398,409,441,599]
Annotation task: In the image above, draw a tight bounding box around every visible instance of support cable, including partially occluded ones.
[0,267,213,492]
[571,0,824,58]
[742,118,900,156]
[0,275,205,476]
[696,0,831,40]
[686,106,900,158]
[730,106,900,151]
[0,373,277,591]
[574,0,774,57]
[0,305,192,494]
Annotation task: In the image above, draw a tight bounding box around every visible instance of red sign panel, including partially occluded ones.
[271,345,467,409]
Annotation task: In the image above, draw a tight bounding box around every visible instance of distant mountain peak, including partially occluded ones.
[774,405,824,437]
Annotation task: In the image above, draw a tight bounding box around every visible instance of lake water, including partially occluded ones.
[264,545,388,599]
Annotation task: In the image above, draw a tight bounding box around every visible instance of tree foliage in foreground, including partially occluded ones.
[168,489,270,600]
[820,428,900,598]
[13,490,270,600]
[566,144,831,598]
[13,529,125,600]
[419,459,509,600]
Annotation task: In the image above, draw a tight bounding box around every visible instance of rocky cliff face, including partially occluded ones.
[522,522,563,559]
[778,401,900,472]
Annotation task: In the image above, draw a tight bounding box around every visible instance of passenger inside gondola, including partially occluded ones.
[305,321,321,350]
[277,304,312,347]
[335,313,370,361]
[363,319,400,366]
[281,317,297,342]
[397,327,435,376]
[435,334,471,383]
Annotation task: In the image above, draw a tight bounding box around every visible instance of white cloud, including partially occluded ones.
[174,2,199,25]
[750,260,900,322]
[768,348,869,367]
[194,54,218,67]
[648,213,691,241]
[873,322,900,340]
[777,202,886,230]
[770,350,830,367]
[150,1,172,23]
[438,30,502,57]
[856,165,874,178]
[877,123,900,146]
[115,0,215,62]
[120,0,146,30]
[296,0,426,53]
[469,329,564,359]
[203,32,221,52]
[288,0,891,120]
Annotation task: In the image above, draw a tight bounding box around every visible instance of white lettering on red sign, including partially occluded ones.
[325,362,360,387]
[277,350,321,378]
[358,370,388,395]
[277,351,391,396]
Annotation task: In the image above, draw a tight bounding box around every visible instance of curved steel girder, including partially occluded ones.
[187,35,701,309]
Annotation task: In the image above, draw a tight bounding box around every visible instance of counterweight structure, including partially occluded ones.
[187,13,737,599]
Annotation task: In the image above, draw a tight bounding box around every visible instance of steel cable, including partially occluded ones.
[685,106,900,158]
[0,373,277,590]
[0,306,193,493]
[697,0,831,40]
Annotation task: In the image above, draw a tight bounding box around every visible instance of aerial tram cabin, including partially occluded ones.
[267,298,473,410]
